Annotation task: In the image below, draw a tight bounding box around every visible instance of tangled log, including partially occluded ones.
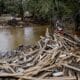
[0,28,80,80]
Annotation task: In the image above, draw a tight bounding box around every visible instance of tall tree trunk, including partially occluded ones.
[50,0,59,30]
[0,0,5,16]
[19,0,24,21]
[50,0,63,34]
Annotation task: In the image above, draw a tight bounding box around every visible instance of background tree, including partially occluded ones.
[0,0,80,24]
[0,0,5,15]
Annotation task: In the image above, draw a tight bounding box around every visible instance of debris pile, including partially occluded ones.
[0,29,80,80]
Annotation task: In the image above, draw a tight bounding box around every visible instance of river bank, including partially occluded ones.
[0,15,50,28]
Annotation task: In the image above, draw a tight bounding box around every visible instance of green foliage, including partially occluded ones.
[26,0,80,20]
[26,0,52,20]
[0,0,80,21]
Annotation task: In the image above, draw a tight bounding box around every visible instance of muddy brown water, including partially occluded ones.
[0,23,80,52]
[0,24,49,52]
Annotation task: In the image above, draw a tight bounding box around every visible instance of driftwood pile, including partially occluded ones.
[0,29,80,80]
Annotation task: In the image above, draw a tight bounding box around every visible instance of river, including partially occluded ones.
[0,24,49,52]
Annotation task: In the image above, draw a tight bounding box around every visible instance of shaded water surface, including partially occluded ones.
[0,24,49,52]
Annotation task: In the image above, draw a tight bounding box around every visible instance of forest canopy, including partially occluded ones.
[0,0,80,21]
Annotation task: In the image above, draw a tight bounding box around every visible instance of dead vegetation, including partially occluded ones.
[0,28,80,80]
